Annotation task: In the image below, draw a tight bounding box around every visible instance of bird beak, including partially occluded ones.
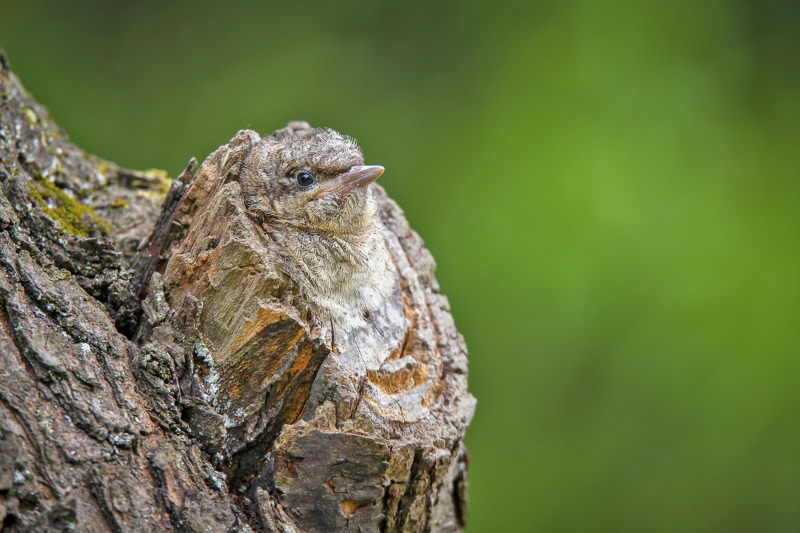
[319,165,384,197]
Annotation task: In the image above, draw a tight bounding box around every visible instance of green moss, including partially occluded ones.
[143,169,172,194]
[273,473,293,488]
[21,104,38,126]
[28,179,111,237]
[94,159,171,196]
[95,159,115,177]
[111,198,129,208]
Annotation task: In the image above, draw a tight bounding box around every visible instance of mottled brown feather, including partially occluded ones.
[237,123,397,329]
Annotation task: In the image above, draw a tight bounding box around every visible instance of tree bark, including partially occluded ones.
[0,50,474,533]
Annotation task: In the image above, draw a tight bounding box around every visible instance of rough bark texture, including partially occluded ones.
[0,50,475,533]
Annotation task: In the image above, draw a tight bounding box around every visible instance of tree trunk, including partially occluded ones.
[0,50,475,533]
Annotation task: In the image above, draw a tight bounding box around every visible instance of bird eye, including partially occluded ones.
[295,171,315,188]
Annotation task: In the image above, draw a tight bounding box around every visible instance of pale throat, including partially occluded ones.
[277,220,384,275]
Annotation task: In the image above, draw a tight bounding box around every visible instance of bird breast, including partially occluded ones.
[268,222,397,330]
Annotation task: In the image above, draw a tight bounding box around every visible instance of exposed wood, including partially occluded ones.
[0,49,474,533]
[129,157,197,301]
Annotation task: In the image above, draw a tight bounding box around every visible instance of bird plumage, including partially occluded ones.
[237,123,397,330]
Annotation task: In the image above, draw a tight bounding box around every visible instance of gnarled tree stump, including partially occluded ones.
[0,50,474,533]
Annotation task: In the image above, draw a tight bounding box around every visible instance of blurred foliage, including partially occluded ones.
[3,0,800,531]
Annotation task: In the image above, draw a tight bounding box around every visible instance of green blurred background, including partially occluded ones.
[3,0,800,531]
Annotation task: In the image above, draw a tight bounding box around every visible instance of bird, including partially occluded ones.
[236,122,398,331]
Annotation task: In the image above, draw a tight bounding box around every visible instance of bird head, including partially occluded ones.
[238,126,384,234]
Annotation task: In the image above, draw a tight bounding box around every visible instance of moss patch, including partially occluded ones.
[145,169,172,194]
[28,179,110,237]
